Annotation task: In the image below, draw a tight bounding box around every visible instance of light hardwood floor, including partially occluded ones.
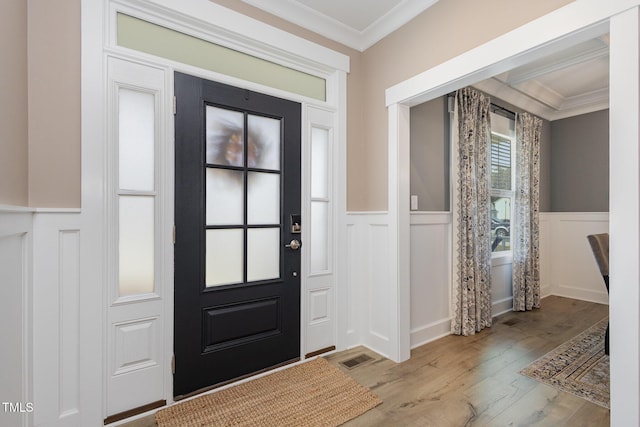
[122,296,609,427]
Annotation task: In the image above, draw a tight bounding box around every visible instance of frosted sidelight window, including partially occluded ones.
[248,114,281,170]
[311,128,329,198]
[310,126,331,273]
[206,229,243,287]
[310,202,329,271]
[206,106,245,167]
[119,196,155,296]
[247,172,280,225]
[247,228,280,282]
[206,169,244,225]
[119,88,155,191]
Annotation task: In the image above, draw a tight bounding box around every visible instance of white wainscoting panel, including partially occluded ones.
[0,209,32,427]
[539,214,553,298]
[345,213,392,357]
[344,211,607,361]
[345,222,360,347]
[32,211,81,427]
[409,213,452,348]
[369,223,391,344]
[539,212,610,304]
[491,255,514,316]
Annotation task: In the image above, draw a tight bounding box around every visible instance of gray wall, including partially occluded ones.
[539,119,552,212]
[408,94,552,212]
[410,96,450,211]
[408,95,612,214]
[550,109,609,212]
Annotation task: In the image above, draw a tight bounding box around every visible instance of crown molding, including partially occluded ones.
[241,0,438,52]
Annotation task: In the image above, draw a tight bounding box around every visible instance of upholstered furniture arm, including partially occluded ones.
[587,233,609,277]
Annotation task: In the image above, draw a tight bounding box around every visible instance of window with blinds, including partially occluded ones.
[490,127,515,254]
[491,134,512,191]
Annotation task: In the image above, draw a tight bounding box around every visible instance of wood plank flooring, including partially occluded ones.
[121,296,609,427]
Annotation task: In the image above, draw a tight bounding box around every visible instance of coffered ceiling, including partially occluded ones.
[474,35,609,121]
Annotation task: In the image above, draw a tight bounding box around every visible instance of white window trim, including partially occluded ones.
[490,117,516,261]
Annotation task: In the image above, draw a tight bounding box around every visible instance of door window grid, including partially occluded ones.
[205,105,283,287]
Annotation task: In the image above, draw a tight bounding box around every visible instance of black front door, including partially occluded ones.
[174,73,301,398]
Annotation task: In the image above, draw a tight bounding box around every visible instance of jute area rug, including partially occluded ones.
[520,318,609,409]
[155,357,382,427]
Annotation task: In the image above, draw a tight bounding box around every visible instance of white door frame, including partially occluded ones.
[385,0,640,424]
[81,0,348,423]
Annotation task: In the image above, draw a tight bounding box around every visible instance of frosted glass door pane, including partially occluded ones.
[206,169,244,225]
[206,106,245,167]
[206,229,243,287]
[248,115,280,170]
[247,228,280,282]
[310,201,329,272]
[311,127,329,198]
[119,88,155,191]
[247,172,280,225]
[119,196,154,296]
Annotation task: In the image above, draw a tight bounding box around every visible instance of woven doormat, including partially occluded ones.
[156,358,382,427]
[520,318,609,408]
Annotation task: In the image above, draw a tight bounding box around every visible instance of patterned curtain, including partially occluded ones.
[452,87,493,336]
[512,112,542,311]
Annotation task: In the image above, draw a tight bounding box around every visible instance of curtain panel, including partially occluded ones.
[512,112,542,311]
[452,87,493,336]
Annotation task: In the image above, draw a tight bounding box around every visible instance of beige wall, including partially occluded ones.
[211,0,573,210]
[358,0,574,210]
[0,0,28,206]
[0,0,80,208]
[28,0,81,208]
[1,0,573,209]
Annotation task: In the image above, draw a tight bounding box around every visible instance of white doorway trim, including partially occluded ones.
[385,0,640,424]
[81,0,348,423]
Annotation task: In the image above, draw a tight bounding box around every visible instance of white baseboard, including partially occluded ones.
[553,284,609,305]
[410,318,451,349]
[492,296,514,317]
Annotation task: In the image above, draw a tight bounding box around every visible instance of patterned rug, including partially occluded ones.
[520,318,609,408]
[155,357,381,427]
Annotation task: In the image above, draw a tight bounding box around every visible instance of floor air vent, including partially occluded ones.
[503,318,520,326]
[340,354,374,369]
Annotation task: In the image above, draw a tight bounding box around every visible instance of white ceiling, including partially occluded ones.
[241,0,439,51]
[241,0,609,120]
